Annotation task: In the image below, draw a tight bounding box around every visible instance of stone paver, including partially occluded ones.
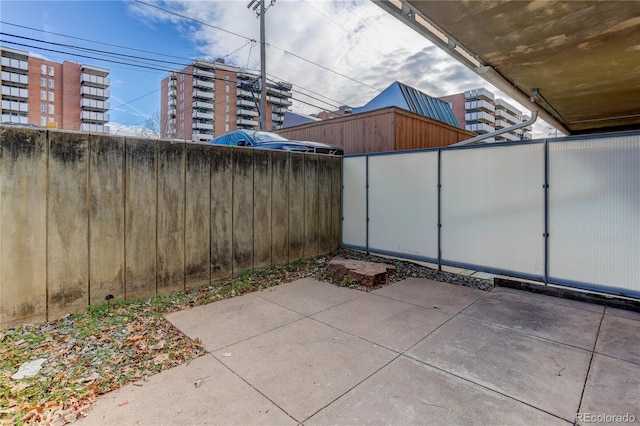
[407,316,592,421]
[373,277,485,314]
[462,290,603,349]
[77,355,295,426]
[307,356,567,426]
[312,293,452,352]
[212,317,396,422]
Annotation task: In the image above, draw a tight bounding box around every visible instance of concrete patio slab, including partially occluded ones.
[312,293,452,352]
[79,277,637,425]
[461,290,603,350]
[595,314,640,364]
[579,354,640,423]
[605,306,640,321]
[77,354,296,426]
[307,356,567,426]
[212,317,396,422]
[255,277,362,316]
[492,286,606,313]
[167,293,302,351]
[373,278,485,314]
[407,316,592,421]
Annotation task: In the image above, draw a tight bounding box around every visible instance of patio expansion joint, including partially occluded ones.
[300,352,405,425]
[252,285,368,318]
[207,353,300,424]
[400,354,573,425]
[576,310,606,415]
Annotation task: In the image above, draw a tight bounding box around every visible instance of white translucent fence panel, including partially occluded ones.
[368,151,438,261]
[549,135,640,297]
[441,143,545,277]
[341,156,367,249]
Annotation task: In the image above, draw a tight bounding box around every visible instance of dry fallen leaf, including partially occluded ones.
[221,353,232,357]
[194,378,202,388]
[150,340,166,350]
[117,400,130,407]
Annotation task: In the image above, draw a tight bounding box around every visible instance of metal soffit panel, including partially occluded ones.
[376,0,640,135]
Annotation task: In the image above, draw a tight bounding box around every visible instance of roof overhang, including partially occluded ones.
[375,0,640,135]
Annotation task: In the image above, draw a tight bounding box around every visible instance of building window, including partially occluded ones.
[41,103,47,113]
[225,105,229,112]
[48,66,54,76]
[48,117,54,122]
[48,91,54,102]
[225,85,229,93]
[41,117,47,126]
[41,64,47,74]
[49,105,54,115]
[225,124,229,132]
[41,77,47,87]
[48,78,54,89]
[225,95,229,102]
[225,76,229,81]
[225,114,229,122]
[41,90,47,100]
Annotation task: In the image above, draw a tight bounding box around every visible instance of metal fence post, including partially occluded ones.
[437,148,442,271]
[543,139,549,285]
[365,154,370,255]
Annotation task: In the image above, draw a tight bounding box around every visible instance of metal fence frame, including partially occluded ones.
[341,129,640,299]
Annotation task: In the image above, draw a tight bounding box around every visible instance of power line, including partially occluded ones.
[1,36,338,115]
[301,0,387,57]
[134,0,256,42]
[133,0,381,93]
[0,21,192,61]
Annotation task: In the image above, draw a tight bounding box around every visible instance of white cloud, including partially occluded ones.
[127,0,556,137]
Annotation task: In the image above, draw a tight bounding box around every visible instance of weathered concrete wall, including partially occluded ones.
[289,153,306,261]
[0,128,48,326]
[253,149,272,269]
[47,132,89,319]
[0,127,341,328]
[157,140,185,294]
[185,144,210,289]
[89,134,125,305]
[125,138,157,300]
[211,147,233,280]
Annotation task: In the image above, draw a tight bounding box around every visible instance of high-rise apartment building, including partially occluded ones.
[0,47,110,133]
[160,59,292,142]
[440,88,532,142]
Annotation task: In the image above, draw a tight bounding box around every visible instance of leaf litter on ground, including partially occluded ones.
[0,250,491,425]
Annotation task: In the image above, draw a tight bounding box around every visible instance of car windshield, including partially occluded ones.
[250,131,290,142]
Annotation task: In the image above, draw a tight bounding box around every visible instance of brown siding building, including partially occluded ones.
[275,106,475,154]
[1,47,110,133]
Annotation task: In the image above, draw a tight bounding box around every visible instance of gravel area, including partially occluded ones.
[1,250,491,425]
[324,248,493,291]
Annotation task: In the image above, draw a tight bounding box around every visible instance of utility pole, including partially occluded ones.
[248,0,275,130]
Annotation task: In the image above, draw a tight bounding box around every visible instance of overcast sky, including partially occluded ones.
[1,0,555,136]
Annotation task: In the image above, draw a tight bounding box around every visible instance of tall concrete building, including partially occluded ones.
[1,47,110,133]
[440,88,532,142]
[160,59,293,142]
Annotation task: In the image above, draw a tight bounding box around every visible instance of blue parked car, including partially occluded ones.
[209,130,343,156]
